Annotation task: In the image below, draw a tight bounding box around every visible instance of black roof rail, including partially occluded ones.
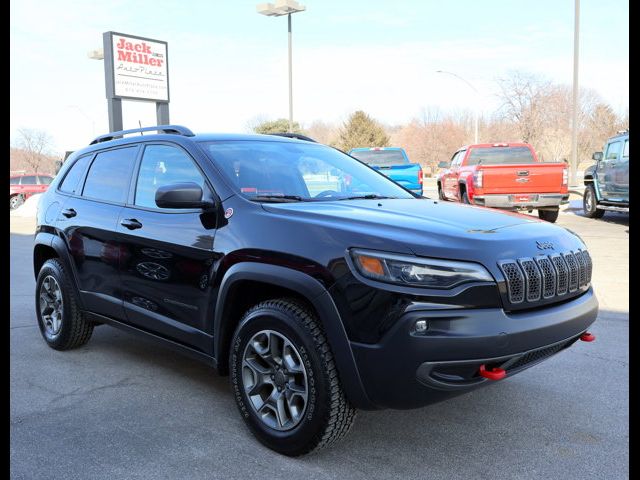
[90,125,195,145]
[268,132,317,143]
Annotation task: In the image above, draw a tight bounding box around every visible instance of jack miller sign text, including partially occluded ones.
[111,33,169,102]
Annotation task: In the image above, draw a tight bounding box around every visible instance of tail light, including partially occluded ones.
[418,168,423,185]
[473,170,483,188]
[562,168,568,186]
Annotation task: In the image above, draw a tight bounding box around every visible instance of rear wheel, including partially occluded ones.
[583,185,605,218]
[230,299,356,456]
[10,194,24,210]
[538,208,559,223]
[35,259,94,350]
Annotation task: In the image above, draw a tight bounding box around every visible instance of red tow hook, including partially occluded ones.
[479,364,507,381]
[580,332,596,342]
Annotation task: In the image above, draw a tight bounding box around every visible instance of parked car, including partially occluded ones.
[349,147,423,196]
[10,173,54,210]
[583,130,629,218]
[34,126,597,456]
[436,143,569,222]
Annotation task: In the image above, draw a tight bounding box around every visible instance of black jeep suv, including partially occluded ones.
[34,125,598,456]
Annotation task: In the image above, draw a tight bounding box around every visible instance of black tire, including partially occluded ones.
[230,298,356,456]
[461,190,470,204]
[10,194,24,210]
[437,184,445,201]
[538,208,559,223]
[35,259,94,350]
[583,185,605,218]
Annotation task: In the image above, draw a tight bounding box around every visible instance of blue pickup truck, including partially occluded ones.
[349,147,423,196]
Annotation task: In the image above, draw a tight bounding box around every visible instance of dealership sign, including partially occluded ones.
[105,32,169,102]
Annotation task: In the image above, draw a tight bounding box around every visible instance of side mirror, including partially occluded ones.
[155,182,212,209]
[592,151,603,161]
[438,161,450,168]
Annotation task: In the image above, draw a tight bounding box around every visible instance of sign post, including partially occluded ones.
[102,31,170,132]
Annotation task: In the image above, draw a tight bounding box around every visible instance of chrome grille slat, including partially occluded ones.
[499,261,525,304]
[574,251,588,287]
[535,257,556,299]
[563,252,579,292]
[551,254,569,295]
[518,259,542,302]
[500,249,591,306]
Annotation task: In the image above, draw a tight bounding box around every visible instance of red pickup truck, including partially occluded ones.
[436,143,569,222]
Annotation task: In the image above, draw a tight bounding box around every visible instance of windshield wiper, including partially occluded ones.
[337,194,398,200]
[249,195,309,203]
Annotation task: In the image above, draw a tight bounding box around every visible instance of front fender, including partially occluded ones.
[214,262,376,409]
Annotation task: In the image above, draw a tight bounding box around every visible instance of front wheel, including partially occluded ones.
[583,185,605,218]
[538,208,559,223]
[230,299,356,456]
[461,191,470,204]
[437,184,445,201]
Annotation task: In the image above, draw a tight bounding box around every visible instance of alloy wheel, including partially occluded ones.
[241,329,309,431]
[39,275,63,337]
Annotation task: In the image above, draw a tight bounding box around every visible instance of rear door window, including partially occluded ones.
[82,147,138,203]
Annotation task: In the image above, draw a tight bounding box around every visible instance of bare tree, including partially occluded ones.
[496,71,553,145]
[16,128,54,173]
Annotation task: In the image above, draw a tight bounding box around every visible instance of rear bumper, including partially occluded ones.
[350,288,598,409]
[473,193,568,209]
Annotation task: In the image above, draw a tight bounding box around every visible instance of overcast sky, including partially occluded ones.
[10,0,629,153]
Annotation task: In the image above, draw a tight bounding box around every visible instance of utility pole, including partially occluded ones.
[570,0,580,185]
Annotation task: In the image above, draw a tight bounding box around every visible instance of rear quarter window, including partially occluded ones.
[59,155,92,194]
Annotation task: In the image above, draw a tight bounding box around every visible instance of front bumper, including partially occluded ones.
[350,288,598,409]
[473,193,569,209]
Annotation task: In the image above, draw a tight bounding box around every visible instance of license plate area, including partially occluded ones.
[511,194,539,203]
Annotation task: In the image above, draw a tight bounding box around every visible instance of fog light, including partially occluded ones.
[415,320,428,333]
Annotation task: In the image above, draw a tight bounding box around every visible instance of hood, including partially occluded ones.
[261,199,586,265]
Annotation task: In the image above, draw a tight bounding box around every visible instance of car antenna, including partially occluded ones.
[138,120,144,135]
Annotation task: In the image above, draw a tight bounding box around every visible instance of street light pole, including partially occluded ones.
[570,0,580,186]
[257,0,306,133]
[435,70,479,144]
[288,13,293,133]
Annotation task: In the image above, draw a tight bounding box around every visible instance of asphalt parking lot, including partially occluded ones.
[10,193,628,480]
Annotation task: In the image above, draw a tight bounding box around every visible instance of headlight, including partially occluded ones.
[350,249,494,289]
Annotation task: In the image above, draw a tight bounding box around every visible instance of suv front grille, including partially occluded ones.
[499,249,591,305]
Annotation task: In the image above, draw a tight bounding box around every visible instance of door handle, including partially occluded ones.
[61,208,76,218]
[120,218,143,230]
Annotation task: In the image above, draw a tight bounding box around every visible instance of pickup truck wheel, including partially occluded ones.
[583,185,605,218]
[538,208,559,223]
[230,298,356,456]
[35,259,94,350]
[10,194,24,210]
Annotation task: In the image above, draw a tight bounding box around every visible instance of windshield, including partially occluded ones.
[350,149,408,167]
[467,146,535,165]
[200,141,415,201]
